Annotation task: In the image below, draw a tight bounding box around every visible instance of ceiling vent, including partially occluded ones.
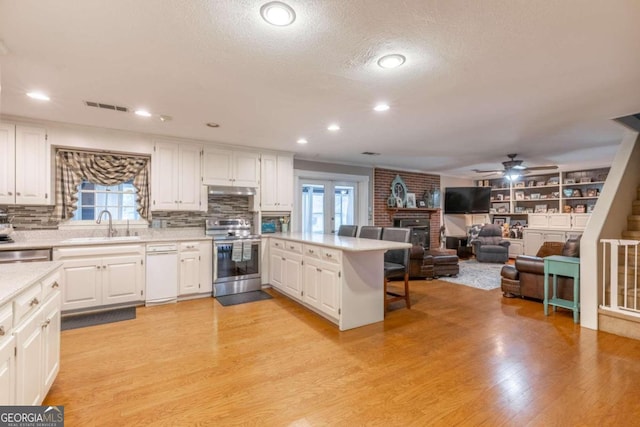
[361,151,381,156]
[84,101,129,113]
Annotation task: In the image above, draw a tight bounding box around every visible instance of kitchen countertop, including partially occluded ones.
[0,228,212,251]
[0,261,62,306]
[264,232,411,252]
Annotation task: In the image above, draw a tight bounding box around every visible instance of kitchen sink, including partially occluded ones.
[62,236,142,244]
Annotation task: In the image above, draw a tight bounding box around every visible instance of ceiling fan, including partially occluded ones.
[473,154,558,178]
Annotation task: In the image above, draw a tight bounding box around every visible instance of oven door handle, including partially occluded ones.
[213,244,218,283]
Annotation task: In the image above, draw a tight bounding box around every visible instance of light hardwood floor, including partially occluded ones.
[45,280,640,426]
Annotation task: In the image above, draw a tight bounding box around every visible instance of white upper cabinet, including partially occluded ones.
[0,123,51,205]
[261,154,293,211]
[202,148,260,188]
[152,140,203,211]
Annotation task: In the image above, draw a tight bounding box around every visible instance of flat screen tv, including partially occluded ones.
[444,187,491,214]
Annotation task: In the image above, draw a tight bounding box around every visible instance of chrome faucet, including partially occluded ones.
[96,210,116,238]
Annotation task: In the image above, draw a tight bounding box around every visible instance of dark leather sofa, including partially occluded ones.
[500,237,581,300]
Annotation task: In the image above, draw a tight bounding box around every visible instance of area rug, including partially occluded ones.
[438,259,504,290]
[216,290,273,306]
[61,307,136,331]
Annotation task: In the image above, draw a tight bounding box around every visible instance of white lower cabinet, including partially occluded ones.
[302,247,340,320]
[179,242,200,295]
[53,245,145,311]
[506,238,524,258]
[5,267,62,405]
[269,239,303,299]
[523,229,583,256]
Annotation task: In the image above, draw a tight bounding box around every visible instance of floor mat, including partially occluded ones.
[216,290,273,306]
[61,307,136,331]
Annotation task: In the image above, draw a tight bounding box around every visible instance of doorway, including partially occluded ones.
[299,180,357,234]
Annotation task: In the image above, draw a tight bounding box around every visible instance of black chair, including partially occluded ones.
[381,227,412,311]
[337,225,358,237]
[358,226,383,240]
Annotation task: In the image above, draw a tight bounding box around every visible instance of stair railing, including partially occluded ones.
[600,239,640,316]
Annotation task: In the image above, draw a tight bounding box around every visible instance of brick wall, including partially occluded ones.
[373,168,441,249]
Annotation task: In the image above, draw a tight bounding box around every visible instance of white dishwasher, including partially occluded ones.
[146,243,178,305]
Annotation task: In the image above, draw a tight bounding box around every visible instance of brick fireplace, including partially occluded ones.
[373,168,441,249]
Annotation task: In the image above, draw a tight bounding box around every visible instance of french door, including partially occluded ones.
[300,180,357,234]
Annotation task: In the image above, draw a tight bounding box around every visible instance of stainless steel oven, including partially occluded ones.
[206,219,262,297]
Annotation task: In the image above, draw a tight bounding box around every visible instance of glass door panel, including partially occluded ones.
[301,182,326,234]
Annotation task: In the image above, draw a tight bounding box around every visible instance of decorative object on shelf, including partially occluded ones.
[547,177,559,185]
[540,194,548,199]
[531,193,541,200]
[572,189,583,197]
[515,191,524,201]
[551,191,560,198]
[597,173,608,182]
[395,197,404,208]
[496,193,504,201]
[493,216,508,226]
[422,188,432,207]
[387,194,397,207]
[432,187,441,208]
[406,193,417,208]
[579,177,592,183]
[586,188,598,197]
[587,204,595,213]
[514,206,525,213]
[515,182,525,188]
[563,188,574,197]
[574,204,586,213]
[563,205,573,213]
[565,178,576,184]
[525,208,534,213]
[527,180,536,187]
[280,216,289,233]
[418,200,426,207]
[390,175,408,207]
[534,204,548,213]
[548,208,558,213]
[536,181,546,187]
[493,202,509,213]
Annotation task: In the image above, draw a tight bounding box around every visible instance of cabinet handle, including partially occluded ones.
[181,259,184,262]
[42,319,51,328]
[174,200,179,204]
[308,249,314,254]
[326,253,332,258]
[186,245,195,249]
[30,297,39,306]
[8,191,12,196]
[290,245,295,250]
[52,281,59,289]
[281,257,286,261]
[96,265,101,269]
[317,268,322,272]
[16,192,21,196]
[0,326,4,336]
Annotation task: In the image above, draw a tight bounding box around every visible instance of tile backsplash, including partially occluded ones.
[3,194,255,230]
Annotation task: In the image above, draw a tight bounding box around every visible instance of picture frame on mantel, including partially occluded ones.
[406,193,417,208]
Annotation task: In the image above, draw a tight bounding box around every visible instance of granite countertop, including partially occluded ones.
[0,228,212,251]
[264,232,411,252]
[0,261,62,306]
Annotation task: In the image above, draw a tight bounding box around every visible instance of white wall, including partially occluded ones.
[581,131,640,329]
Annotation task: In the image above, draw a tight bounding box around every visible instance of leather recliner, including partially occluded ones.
[500,237,581,299]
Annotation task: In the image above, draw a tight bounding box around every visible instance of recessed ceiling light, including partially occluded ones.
[374,103,390,112]
[134,109,152,117]
[297,138,308,144]
[206,122,220,128]
[26,91,50,101]
[327,124,340,131]
[377,54,406,69]
[260,1,296,26]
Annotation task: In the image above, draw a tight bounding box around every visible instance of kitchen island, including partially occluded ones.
[264,232,411,330]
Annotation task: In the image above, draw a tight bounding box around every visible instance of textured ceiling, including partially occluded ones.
[0,0,638,177]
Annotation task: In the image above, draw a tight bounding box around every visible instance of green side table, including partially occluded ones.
[544,255,580,323]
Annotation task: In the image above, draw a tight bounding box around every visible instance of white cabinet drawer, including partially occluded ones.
[303,244,321,259]
[41,271,61,301]
[320,248,341,264]
[283,241,303,254]
[179,241,200,251]
[13,283,42,325]
[0,303,12,339]
[270,239,285,250]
